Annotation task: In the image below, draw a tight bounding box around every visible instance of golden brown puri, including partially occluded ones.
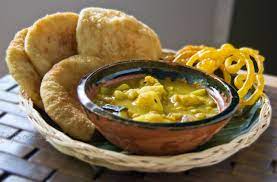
[40,55,113,141]
[25,12,78,77]
[77,7,162,62]
[6,28,43,108]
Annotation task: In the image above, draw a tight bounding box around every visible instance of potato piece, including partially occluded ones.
[126,89,139,100]
[191,89,207,96]
[190,108,200,114]
[118,110,129,118]
[207,100,217,106]
[166,113,183,121]
[195,113,206,120]
[116,83,130,91]
[166,86,174,91]
[133,91,163,113]
[144,76,160,85]
[133,113,169,122]
[113,90,126,100]
[171,94,205,107]
[139,85,166,97]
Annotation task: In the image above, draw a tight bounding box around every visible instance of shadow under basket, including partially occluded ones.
[19,92,271,172]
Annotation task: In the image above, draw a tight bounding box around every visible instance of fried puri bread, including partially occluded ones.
[25,12,78,77]
[40,55,112,141]
[77,7,162,61]
[6,28,43,108]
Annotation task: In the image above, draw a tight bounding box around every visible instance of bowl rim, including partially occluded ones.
[77,60,240,129]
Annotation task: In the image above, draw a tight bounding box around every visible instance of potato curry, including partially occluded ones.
[94,75,219,123]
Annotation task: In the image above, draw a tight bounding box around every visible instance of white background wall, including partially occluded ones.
[0,0,233,76]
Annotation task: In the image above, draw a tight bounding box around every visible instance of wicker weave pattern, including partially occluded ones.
[19,94,271,172]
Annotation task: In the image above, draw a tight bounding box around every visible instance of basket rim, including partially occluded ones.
[19,92,271,172]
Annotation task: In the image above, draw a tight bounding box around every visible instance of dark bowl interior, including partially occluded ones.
[77,60,239,129]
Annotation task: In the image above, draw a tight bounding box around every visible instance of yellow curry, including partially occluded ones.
[94,76,219,123]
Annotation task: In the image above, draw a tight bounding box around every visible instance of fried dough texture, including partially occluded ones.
[6,28,43,108]
[25,12,78,76]
[77,7,162,61]
[40,55,110,141]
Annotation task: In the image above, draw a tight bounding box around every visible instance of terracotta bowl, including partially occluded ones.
[77,60,239,156]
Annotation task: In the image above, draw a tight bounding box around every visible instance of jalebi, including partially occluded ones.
[169,43,265,106]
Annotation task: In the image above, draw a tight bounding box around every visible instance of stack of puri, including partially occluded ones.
[5,7,162,141]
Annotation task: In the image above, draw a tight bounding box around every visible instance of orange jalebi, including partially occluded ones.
[168,43,265,106]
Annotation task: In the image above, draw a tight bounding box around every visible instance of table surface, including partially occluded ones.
[0,74,276,182]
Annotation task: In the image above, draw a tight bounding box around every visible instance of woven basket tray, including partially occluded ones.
[19,92,271,172]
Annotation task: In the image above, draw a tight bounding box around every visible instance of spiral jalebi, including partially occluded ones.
[168,43,265,106]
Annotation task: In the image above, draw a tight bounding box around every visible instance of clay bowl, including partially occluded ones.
[77,60,239,156]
